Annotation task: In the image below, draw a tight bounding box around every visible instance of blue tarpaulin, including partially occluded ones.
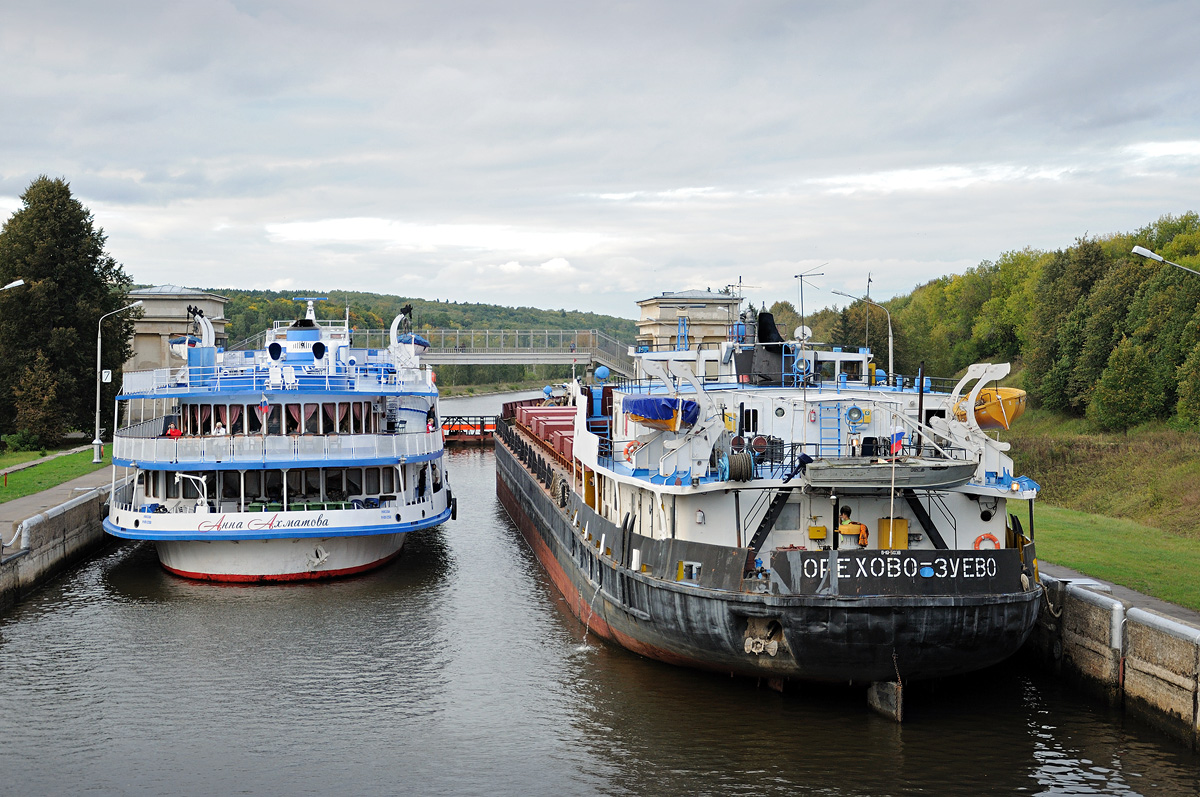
[624,396,700,430]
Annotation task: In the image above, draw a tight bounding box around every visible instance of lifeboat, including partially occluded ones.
[954,387,1027,430]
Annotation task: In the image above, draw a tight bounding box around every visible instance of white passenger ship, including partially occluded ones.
[104,300,453,582]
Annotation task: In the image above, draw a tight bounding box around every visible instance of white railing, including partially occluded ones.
[112,431,444,464]
[120,357,433,396]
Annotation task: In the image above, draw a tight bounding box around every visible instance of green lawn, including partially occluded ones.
[0,450,109,504]
[1025,501,1200,612]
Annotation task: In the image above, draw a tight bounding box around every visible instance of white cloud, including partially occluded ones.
[265,218,610,255]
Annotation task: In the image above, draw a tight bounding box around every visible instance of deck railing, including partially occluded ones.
[112,430,443,465]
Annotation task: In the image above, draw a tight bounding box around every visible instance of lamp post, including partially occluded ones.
[832,289,892,385]
[1132,245,1200,277]
[2,279,24,292]
[93,300,143,463]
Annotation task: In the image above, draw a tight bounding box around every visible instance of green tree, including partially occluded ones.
[1087,339,1163,431]
[0,177,135,434]
[12,350,64,447]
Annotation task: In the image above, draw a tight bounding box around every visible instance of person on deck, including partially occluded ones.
[213,421,226,436]
[166,423,182,439]
[839,506,869,548]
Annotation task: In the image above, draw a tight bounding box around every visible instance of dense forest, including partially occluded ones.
[767,212,1200,432]
[209,289,638,346]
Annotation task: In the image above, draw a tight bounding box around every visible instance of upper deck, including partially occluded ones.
[118,352,436,400]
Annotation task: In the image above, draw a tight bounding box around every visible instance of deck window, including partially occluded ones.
[182,477,199,501]
[263,471,283,502]
[229,405,243,435]
[221,471,240,500]
[166,471,179,499]
[286,470,304,499]
[245,471,262,500]
[382,467,395,494]
[304,404,319,435]
[345,468,363,497]
[246,406,262,434]
[741,407,759,434]
[338,403,351,434]
[305,469,321,497]
[285,404,301,435]
[266,405,282,435]
[365,467,380,495]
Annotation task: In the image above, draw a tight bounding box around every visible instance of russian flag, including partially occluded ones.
[889,426,905,455]
[259,393,269,415]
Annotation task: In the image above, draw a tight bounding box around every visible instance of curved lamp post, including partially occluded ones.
[1132,245,1200,277]
[832,289,893,385]
[93,300,143,463]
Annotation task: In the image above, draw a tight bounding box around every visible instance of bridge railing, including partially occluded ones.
[226,328,637,376]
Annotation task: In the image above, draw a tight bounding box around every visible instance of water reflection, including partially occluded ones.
[0,448,1196,795]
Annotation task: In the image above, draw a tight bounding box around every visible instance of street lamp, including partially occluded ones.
[1132,245,1200,277]
[832,289,893,386]
[2,279,24,292]
[93,300,143,463]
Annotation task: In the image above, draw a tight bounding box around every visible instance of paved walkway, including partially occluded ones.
[0,465,113,555]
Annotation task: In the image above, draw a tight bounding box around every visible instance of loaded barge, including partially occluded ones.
[496,300,1042,708]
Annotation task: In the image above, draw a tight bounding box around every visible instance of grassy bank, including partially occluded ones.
[1022,502,1200,611]
[1003,409,1200,540]
[0,450,108,504]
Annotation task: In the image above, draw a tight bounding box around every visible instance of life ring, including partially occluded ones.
[974,533,1000,550]
[847,406,864,424]
[624,440,643,459]
[807,409,817,423]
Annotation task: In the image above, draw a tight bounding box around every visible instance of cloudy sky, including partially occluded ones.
[2,1,1198,319]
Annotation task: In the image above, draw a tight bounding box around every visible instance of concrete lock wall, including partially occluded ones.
[0,487,112,613]
[1029,574,1200,749]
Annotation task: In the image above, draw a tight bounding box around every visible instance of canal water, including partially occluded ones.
[0,394,1198,795]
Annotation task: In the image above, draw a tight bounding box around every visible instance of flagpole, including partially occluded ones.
[889,409,898,528]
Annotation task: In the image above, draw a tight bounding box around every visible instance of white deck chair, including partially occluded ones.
[267,365,284,390]
[282,366,299,390]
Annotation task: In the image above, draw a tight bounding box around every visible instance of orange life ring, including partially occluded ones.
[808,409,817,423]
[974,533,1000,550]
[624,440,643,459]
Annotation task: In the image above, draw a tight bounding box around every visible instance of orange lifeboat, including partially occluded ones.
[953,387,1027,430]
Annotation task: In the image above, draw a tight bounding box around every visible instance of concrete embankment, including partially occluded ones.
[0,466,118,613]
[1026,563,1200,749]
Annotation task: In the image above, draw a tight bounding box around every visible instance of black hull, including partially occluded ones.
[496,435,1042,684]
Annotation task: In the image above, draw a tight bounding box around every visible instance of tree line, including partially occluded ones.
[217,289,637,347]
[768,212,1200,431]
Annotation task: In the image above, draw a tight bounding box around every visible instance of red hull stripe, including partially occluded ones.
[159,548,402,583]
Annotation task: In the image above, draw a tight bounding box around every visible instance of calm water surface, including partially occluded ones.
[0,394,1197,795]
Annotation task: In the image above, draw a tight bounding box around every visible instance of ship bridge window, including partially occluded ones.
[842,361,863,382]
[818,360,836,383]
